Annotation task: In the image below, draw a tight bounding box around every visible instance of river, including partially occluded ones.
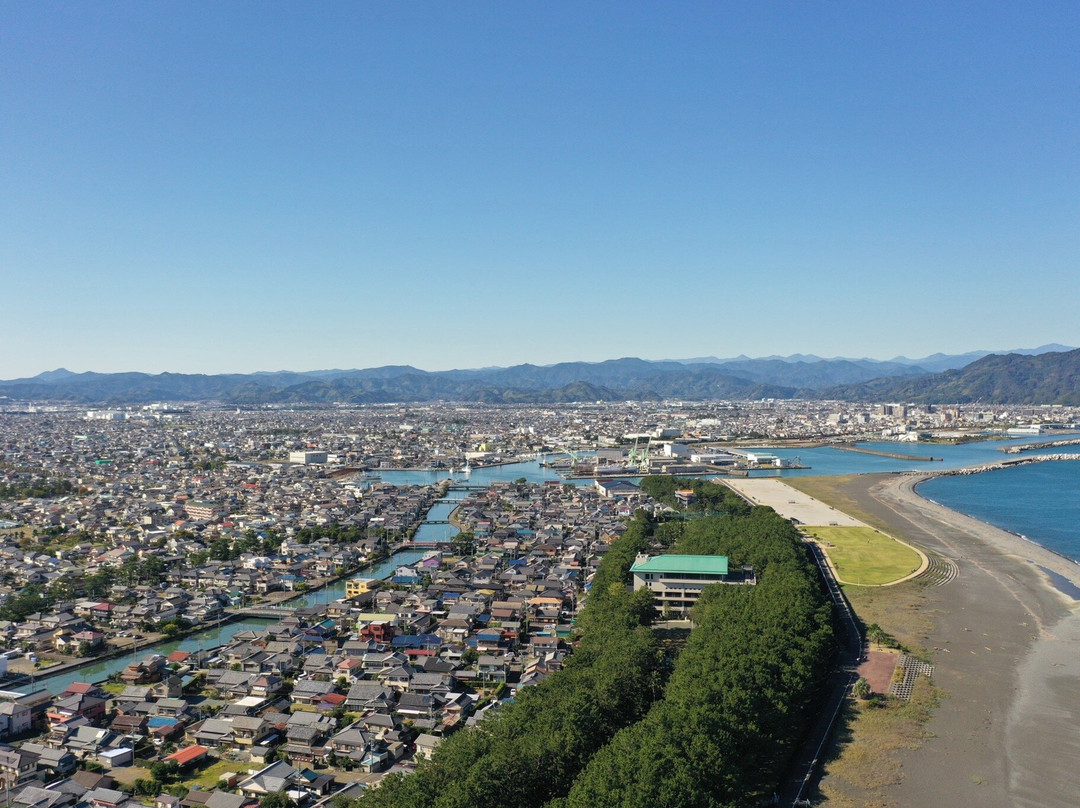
[28,442,1080,693]
[30,547,434,695]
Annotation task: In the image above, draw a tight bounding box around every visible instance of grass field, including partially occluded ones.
[816,675,941,806]
[180,759,251,789]
[776,475,942,802]
[803,525,923,585]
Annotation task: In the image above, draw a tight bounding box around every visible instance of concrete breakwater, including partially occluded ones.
[1001,437,1080,454]
[932,453,1080,476]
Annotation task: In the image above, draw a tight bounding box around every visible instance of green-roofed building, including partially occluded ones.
[630,553,754,614]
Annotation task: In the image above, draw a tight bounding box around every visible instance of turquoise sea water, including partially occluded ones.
[919,462,1080,565]
[736,436,1080,565]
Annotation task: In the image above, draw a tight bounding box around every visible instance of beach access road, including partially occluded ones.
[817,472,1080,808]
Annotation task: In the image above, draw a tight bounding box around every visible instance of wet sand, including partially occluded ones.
[822,472,1080,807]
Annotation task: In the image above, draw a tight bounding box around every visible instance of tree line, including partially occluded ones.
[0,475,75,500]
[354,513,667,808]
[349,483,835,808]
[561,507,836,807]
[638,475,751,515]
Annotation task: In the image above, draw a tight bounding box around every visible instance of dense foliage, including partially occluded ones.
[354,497,834,808]
[0,475,75,500]
[356,515,666,808]
[563,508,835,808]
[638,476,751,515]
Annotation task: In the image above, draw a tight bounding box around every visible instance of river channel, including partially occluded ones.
[26,441,1075,695]
[31,547,438,695]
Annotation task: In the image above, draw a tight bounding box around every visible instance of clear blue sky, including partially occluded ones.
[2,2,1077,377]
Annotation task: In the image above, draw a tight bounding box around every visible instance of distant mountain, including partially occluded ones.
[1,346,1074,405]
[675,345,1073,382]
[887,344,1075,373]
[825,349,1080,405]
[31,368,79,383]
[703,358,926,388]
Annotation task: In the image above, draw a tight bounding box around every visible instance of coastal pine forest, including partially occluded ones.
[351,479,836,808]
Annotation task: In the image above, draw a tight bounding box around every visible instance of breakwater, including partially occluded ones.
[929,453,1080,476]
[1001,437,1080,454]
[835,444,940,461]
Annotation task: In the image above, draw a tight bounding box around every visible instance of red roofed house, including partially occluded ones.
[316,692,347,713]
[164,744,209,769]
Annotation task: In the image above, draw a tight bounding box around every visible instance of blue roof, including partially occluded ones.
[392,634,440,648]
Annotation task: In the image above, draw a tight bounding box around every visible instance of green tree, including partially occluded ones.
[150,760,178,783]
[134,778,162,797]
[452,531,476,557]
[853,677,872,700]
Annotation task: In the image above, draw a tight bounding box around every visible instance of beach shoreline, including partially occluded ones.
[815,471,1080,807]
[906,471,1080,593]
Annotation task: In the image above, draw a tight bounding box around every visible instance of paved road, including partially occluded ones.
[776,541,863,807]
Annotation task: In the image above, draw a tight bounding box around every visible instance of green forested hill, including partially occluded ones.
[825,348,1080,404]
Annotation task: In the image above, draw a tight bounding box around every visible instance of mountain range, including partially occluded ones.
[0,345,1075,405]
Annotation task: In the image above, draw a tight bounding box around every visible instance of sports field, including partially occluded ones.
[802,525,923,585]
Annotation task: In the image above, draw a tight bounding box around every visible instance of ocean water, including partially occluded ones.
[742,436,1080,477]
[738,436,1080,565]
[919,461,1080,565]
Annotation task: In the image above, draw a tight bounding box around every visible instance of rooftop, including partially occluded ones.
[630,554,729,576]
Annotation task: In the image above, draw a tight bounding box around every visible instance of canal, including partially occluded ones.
[24,458,577,695]
[28,547,433,695]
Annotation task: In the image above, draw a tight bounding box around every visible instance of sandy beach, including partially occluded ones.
[817,472,1080,807]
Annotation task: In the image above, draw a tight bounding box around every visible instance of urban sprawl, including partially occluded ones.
[0,398,1075,807]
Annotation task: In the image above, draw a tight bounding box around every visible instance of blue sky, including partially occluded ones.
[2,3,1077,377]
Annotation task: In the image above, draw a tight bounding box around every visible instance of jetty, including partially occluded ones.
[834,444,940,461]
[936,453,1080,476]
[1001,437,1080,454]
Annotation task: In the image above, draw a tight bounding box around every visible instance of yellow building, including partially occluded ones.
[345,577,378,599]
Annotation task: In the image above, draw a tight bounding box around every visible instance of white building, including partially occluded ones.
[289,451,328,464]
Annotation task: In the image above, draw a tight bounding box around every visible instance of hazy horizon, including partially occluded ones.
[5,342,1076,382]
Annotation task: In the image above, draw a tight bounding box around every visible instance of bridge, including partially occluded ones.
[448,484,491,492]
[229,606,298,619]
[421,519,451,525]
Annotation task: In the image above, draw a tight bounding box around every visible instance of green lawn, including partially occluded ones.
[803,525,923,586]
[180,759,251,789]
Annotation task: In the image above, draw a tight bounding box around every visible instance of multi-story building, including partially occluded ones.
[630,554,754,614]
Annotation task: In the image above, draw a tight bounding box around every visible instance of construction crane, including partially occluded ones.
[627,436,652,474]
